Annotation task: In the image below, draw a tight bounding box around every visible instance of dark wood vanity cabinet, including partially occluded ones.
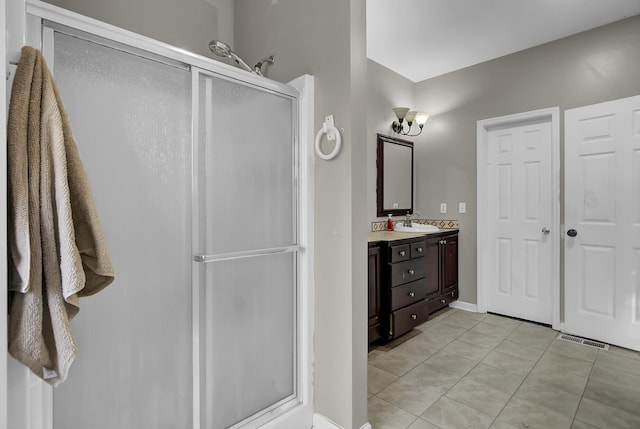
[386,238,430,339]
[368,244,383,343]
[426,234,459,314]
[368,231,459,343]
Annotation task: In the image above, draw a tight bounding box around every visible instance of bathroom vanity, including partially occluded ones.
[368,229,459,343]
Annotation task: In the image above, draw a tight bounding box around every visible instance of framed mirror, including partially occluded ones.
[376,133,414,217]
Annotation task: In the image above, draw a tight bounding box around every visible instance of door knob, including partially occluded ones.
[541,227,550,235]
[567,229,578,237]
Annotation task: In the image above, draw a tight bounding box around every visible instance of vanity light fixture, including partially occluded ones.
[391,107,429,136]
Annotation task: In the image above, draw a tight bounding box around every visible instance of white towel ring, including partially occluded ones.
[315,115,342,160]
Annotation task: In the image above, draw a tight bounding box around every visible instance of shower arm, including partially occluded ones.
[253,56,275,77]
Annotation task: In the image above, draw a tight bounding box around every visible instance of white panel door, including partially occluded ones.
[486,120,554,324]
[565,94,640,351]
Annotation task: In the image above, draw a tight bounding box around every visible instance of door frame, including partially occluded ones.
[476,107,561,330]
[1,0,7,427]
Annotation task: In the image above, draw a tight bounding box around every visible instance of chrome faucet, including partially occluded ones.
[405,211,420,227]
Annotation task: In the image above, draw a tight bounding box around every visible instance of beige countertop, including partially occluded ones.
[368,228,459,243]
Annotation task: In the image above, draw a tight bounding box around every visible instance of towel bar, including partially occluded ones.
[194,245,300,263]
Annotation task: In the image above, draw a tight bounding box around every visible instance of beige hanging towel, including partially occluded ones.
[7,46,115,386]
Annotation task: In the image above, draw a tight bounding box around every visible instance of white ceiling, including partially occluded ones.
[367,0,640,83]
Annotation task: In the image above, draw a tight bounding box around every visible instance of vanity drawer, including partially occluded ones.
[391,279,427,311]
[389,244,411,263]
[410,240,427,259]
[428,288,459,313]
[390,259,426,287]
[391,300,430,338]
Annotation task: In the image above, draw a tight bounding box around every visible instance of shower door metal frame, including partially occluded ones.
[10,2,315,428]
[1,0,8,426]
[191,66,305,429]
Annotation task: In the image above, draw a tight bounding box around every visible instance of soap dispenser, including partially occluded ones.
[387,214,394,231]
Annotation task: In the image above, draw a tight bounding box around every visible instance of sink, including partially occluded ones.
[394,223,440,233]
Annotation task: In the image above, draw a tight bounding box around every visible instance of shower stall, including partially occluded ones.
[6,3,314,429]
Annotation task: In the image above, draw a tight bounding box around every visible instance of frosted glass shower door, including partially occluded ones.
[193,70,300,429]
[49,30,193,428]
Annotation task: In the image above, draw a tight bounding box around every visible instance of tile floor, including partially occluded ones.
[368,307,640,429]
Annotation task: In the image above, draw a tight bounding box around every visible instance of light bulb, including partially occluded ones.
[415,113,429,126]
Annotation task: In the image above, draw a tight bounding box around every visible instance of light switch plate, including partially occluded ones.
[440,203,447,213]
[459,202,466,213]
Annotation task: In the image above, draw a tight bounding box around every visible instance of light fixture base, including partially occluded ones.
[391,120,423,136]
[391,121,404,134]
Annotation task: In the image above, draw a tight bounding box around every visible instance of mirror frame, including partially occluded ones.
[376,133,414,217]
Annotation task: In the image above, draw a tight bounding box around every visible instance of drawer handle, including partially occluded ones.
[408,269,415,275]
[416,247,423,253]
[411,314,417,320]
[440,299,446,303]
[408,292,415,297]
[399,250,406,257]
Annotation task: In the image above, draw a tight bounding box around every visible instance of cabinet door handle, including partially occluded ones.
[411,314,417,320]
[443,239,447,244]
[408,269,415,275]
[399,250,406,256]
[440,299,446,303]
[451,292,455,297]
[408,292,415,297]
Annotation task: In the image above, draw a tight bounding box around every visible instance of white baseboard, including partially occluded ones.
[312,414,371,429]
[449,300,479,313]
[313,414,341,429]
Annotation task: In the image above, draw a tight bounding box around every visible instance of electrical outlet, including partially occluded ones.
[459,202,466,213]
[440,203,447,214]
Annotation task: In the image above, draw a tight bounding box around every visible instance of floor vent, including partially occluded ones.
[557,334,609,351]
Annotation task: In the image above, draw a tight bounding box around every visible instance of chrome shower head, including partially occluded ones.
[208,40,253,74]
[208,40,232,58]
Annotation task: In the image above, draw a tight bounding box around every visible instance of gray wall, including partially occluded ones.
[411,15,640,305]
[44,0,233,59]
[366,61,415,222]
[234,1,368,427]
